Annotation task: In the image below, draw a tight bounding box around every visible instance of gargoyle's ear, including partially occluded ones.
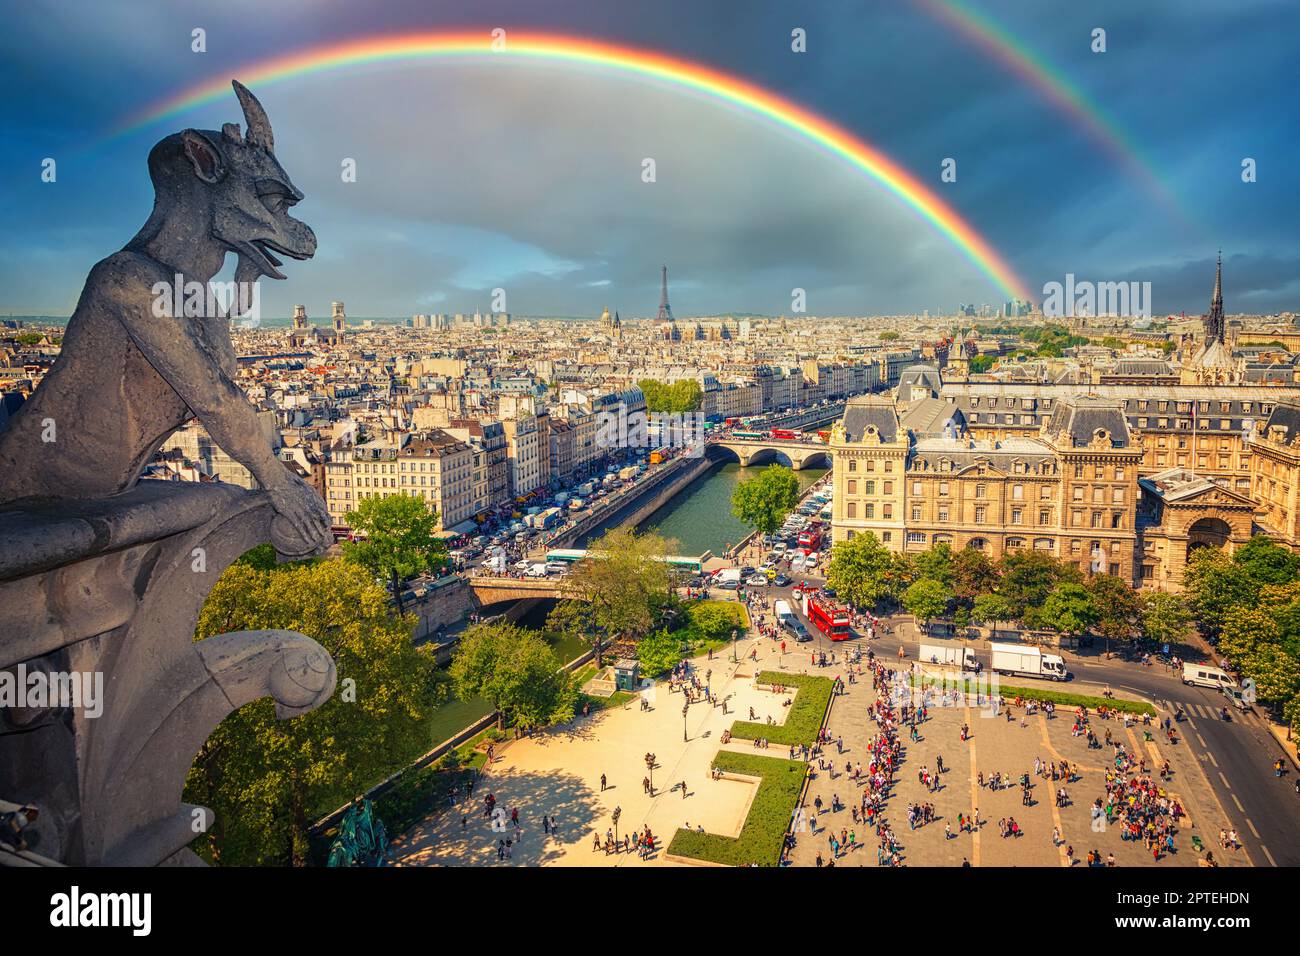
[181,129,226,184]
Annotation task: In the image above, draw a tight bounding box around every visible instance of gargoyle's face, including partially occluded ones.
[178,81,316,281]
[208,139,316,280]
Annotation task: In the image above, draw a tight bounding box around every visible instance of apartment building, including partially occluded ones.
[327,429,477,532]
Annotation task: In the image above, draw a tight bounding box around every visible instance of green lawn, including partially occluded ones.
[727,671,835,747]
[666,750,807,867]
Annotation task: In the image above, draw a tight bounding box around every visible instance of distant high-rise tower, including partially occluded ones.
[656,265,675,323]
[1204,251,1225,347]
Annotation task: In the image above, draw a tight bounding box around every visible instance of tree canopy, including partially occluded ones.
[449,621,576,732]
[185,558,438,866]
[343,494,446,610]
[553,528,678,663]
[638,378,703,414]
[731,464,801,536]
[825,532,912,611]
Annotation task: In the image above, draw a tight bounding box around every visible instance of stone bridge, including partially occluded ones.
[466,575,565,606]
[708,439,833,470]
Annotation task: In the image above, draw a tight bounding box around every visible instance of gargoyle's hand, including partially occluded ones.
[266,477,331,557]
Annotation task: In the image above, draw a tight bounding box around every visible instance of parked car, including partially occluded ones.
[745,575,769,588]
[773,573,792,587]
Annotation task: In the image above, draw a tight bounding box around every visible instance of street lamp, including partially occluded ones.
[646,753,655,794]
[612,806,622,844]
[731,627,739,663]
[682,702,689,742]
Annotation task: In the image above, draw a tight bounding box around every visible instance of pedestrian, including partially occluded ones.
[600,772,607,792]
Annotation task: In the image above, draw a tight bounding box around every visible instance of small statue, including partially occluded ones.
[0,81,329,556]
[327,797,389,867]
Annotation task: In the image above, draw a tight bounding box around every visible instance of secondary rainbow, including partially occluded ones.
[115,30,1032,301]
[917,0,1184,219]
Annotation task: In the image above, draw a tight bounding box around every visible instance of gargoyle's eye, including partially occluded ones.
[257,187,294,215]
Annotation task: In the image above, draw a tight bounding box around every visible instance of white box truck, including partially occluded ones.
[989,642,1068,681]
[918,643,977,671]
[774,599,797,627]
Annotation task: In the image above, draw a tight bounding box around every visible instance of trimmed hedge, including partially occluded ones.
[666,750,807,867]
[910,674,1155,717]
[728,671,834,747]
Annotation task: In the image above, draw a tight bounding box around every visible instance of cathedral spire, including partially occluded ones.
[1205,250,1225,346]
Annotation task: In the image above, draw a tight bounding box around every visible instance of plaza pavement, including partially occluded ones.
[390,625,811,866]
[390,591,1246,868]
[787,657,1250,868]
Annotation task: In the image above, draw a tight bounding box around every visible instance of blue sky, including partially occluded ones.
[1,0,1297,318]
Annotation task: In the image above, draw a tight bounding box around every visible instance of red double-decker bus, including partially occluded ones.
[769,427,800,441]
[803,593,851,640]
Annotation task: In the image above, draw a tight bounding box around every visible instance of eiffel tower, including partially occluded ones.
[655,265,675,323]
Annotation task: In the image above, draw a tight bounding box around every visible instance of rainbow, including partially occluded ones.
[114,30,1032,302]
[917,0,1185,219]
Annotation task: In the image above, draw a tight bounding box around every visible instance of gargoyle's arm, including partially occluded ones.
[104,258,291,492]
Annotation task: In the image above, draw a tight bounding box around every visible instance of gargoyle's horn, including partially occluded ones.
[232,79,274,154]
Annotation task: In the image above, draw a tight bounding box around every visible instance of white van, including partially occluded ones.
[525,563,549,578]
[1182,663,1237,690]
[774,599,796,626]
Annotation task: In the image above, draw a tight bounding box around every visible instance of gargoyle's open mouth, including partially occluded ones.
[241,237,313,280]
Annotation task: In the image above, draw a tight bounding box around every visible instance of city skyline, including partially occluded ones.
[3,0,1298,318]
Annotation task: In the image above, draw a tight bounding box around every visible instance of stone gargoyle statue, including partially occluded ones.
[0,80,329,557]
[0,82,338,866]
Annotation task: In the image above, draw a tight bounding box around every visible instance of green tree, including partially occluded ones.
[911,542,955,587]
[1038,583,1098,637]
[685,601,746,645]
[998,550,1075,622]
[826,532,896,611]
[903,579,952,635]
[1217,606,1280,667]
[1246,644,1300,708]
[969,354,995,373]
[636,629,682,676]
[449,621,576,732]
[971,592,1016,641]
[1085,573,1143,648]
[186,559,437,866]
[343,494,445,613]
[1141,591,1192,647]
[638,378,703,414]
[951,547,999,603]
[556,528,677,664]
[731,464,801,536]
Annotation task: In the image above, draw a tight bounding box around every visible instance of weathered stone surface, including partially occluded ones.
[0,83,336,866]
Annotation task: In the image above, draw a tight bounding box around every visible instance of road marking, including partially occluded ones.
[964,701,981,868]
[1232,794,1244,813]
[1261,844,1277,867]
[1186,717,1198,731]
[1196,733,1208,748]
[1039,713,1070,867]
[1218,771,1231,789]
[1245,817,1259,838]
[1207,751,1219,768]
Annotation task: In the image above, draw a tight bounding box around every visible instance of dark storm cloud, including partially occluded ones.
[1,0,1297,316]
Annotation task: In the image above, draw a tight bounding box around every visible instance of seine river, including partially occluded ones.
[639,462,828,556]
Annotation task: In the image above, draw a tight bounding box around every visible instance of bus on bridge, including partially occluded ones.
[545,549,706,574]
